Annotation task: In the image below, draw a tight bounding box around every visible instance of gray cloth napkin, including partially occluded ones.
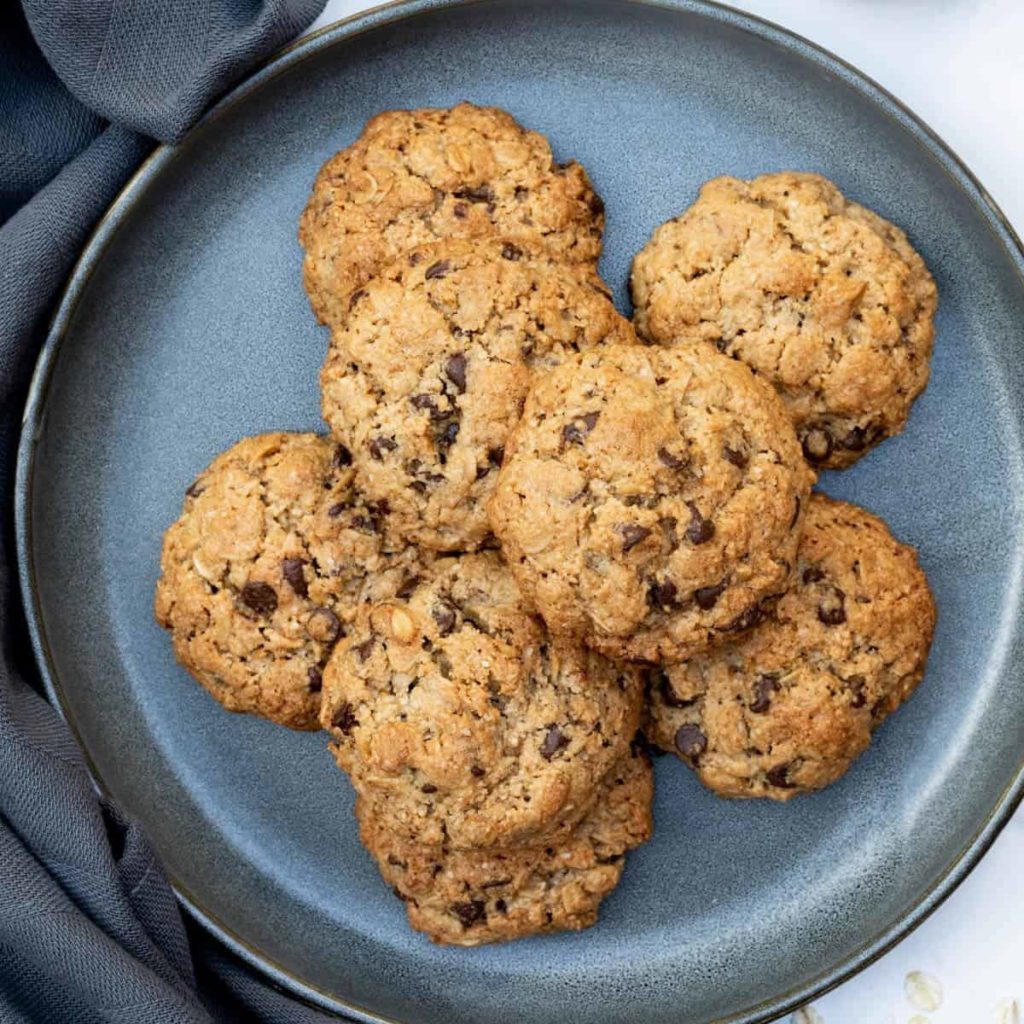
[0,3,353,1021]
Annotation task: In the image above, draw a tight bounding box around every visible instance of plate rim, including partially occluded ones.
[14,0,1024,1021]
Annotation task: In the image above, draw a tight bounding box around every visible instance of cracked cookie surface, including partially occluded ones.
[320,551,645,849]
[488,344,813,662]
[300,102,605,328]
[358,745,653,946]
[154,433,421,729]
[321,238,637,552]
[630,172,937,469]
[645,493,936,798]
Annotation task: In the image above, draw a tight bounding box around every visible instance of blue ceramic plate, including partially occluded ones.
[16,2,1024,1021]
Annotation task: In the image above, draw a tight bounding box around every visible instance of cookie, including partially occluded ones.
[645,493,936,798]
[359,745,653,946]
[154,433,420,730]
[488,344,813,662]
[630,172,937,469]
[320,551,645,849]
[320,238,637,552]
[299,102,605,328]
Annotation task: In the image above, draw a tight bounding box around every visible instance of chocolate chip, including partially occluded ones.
[333,444,353,468]
[647,578,679,612]
[726,603,765,633]
[425,259,451,280]
[282,558,308,598]
[684,502,715,545]
[487,446,504,466]
[240,581,277,615]
[802,427,834,463]
[298,664,320,694]
[840,425,869,451]
[723,446,748,468]
[694,580,726,610]
[766,763,795,788]
[454,185,494,203]
[368,435,397,460]
[802,565,825,584]
[501,242,523,260]
[657,447,686,470]
[750,674,778,713]
[450,900,486,927]
[396,575,421,600]
[589,192,606,215]
[432,601,456,635]
[331,702,357,734]
[421,783,437,794]
[674,724,707,759]
[846,673,867,708]
[307,607,342,645]
[470,765,485,777]
[618,523,652,552]
[354,638,375,661]
[495,898,508,912]
[540,725,569,759]
[453,201,468,219]
[445,353,467,393]
[410,393,439,414]
[562,411,600,446]
[817,586,847,626]
[328,502,347,518]
[185,478,203,498]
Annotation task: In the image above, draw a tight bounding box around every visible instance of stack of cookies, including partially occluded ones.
[155,103,938,946]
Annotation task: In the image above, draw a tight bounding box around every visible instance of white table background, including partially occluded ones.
[308,3,1024,1021]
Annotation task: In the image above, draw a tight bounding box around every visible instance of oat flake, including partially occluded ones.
[905,970,943,1012]
[995,997,1021,1024]
[791,1007,824,1024]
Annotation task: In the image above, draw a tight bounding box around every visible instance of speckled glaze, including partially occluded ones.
[15,1,1024,1022]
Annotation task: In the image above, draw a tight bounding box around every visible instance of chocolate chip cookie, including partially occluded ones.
[320,238,637,552]
[320,551,645,849]
[154,433,420,730]
[645,493,935,798]
[630,172,937,469]
[300,103,605,328]
[488,344,814,662]
[359,745,653,945]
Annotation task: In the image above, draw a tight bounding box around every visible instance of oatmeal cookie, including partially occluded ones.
[645,493,936,798]
[359,745,653,945]
[321,237,637,552]
[320,551,645,848]
[488,344,813,662]
[154,433,419,729]
[630,172,937,469]
[300,102,604,327]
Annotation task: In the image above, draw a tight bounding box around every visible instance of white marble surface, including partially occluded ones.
[307,3,1024,1021]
